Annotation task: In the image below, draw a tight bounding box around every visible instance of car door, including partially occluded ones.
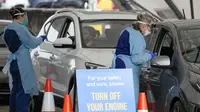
[39,13,80,100]
[32,16,67,95]
[149,27,177,111]
[46,18,76,97]
[141,25,160,91]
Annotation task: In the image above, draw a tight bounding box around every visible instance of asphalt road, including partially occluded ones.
[0,96,62,112]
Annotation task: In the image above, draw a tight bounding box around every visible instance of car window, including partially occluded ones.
[159,32,174,59]
[81,20,134,48]
[46,18,66,42]
[179,27,200,63]
[145,27,160,51]
[162,33,172,47]
[62,19,75,44]
[67,22,75,37]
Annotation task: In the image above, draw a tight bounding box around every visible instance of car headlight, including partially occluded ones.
[189,70,200,92]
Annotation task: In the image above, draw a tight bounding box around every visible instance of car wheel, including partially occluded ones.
[29,96,43,112]
[171,101,185,112]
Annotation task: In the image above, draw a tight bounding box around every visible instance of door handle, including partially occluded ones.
[49,54,55,61]
[34,51,39,57]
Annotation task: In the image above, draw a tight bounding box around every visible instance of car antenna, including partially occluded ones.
[182,9,186,19]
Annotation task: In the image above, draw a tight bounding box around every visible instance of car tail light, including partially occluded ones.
[3,0,6,3]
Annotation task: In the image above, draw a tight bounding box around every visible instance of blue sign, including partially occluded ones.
[76,69,136,112]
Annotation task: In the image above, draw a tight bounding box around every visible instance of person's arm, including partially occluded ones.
[130,32,152,65]
[16,25,44,49]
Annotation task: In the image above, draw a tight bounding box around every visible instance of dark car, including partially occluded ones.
[141,19,200,112]
[30,0,88,8]
[0,20,12,96]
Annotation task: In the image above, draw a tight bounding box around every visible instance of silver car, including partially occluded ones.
[0,20,12,96]
[31,9,142,111]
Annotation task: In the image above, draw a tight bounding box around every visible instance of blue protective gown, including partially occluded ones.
[112,25,152,108]
[2,22,43,112]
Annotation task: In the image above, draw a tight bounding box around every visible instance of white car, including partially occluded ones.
[30,8,140,111]
[1,0,30,8]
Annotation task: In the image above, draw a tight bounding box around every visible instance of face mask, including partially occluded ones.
[21,14,28,25]
[21,19,27,25]
[143,30,151,36]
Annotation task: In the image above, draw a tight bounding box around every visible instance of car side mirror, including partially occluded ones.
[151,56,171,68]
[53,37,75,48]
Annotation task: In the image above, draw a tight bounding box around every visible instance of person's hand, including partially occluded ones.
[151,53,157,58]
[40,35,47,41]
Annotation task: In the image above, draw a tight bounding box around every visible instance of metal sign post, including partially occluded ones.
[73,73,77,112]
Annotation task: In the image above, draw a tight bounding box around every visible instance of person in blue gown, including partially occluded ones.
[112,13,157,109]
[2,7,47,112]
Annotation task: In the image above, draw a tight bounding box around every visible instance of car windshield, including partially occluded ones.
[179,26,200,63]
[81,20,134,48]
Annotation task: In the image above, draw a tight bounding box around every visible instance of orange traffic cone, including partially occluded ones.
[137,92,148,112]
[146,84,156,112]
[63,94,73,112]
[41,78,55,112]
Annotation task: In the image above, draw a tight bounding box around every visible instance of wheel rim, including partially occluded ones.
[29,97,35,112]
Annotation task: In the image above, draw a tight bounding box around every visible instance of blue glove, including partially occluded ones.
[151,53,157,58]
[40,35,47,41]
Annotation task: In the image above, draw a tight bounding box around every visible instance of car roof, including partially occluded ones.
[55,9,138,20]
[162,19,200,28]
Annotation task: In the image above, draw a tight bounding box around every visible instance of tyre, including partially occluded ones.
[170,101,185,112]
